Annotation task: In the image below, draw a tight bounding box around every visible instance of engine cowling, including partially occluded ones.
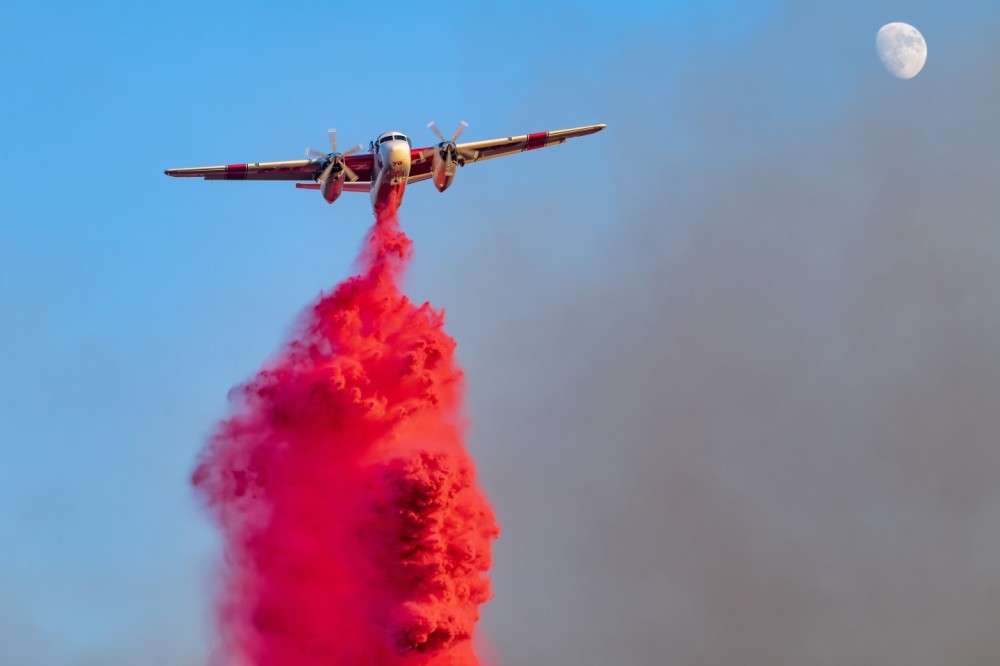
[432,143,459,193]
[320,169,344,204]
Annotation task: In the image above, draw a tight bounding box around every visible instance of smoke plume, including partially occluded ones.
[193,210,498,666]
[436,10,1000,666]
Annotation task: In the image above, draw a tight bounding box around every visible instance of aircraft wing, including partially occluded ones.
[164,154,375,183]
[451,123,606,165]
[406,157,435,184]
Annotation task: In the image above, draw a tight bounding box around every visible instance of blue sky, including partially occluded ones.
[3,1,1000,664]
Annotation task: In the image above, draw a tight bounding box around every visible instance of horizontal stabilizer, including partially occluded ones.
[296,182,371,192]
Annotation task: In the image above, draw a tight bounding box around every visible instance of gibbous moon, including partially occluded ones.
[876,22,927,79]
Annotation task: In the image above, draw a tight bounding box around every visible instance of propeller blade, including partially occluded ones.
[342,163,359,182]
[450,120,469,143]
[306,148,327,158]
[319,156,338,184]
[427,120,446,143]
[457,147,477,160]
[328,128,338,154]
[341,143,364,157]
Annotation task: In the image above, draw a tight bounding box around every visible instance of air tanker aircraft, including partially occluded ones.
[165,122,605,215]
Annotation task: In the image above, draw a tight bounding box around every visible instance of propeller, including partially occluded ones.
[306,129,363,183]
[428,120,467,143]
[426,120,477,161]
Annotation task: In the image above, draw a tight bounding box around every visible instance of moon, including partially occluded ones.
[876,22,927,79]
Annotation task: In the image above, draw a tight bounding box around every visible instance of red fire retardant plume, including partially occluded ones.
[193,209,499,666]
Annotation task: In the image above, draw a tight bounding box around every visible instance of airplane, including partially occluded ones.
[164,122,605,216]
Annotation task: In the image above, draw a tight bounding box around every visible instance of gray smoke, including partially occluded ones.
[425,8,1000,666]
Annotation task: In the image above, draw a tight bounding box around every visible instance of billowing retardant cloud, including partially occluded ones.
[431,7,1000,665]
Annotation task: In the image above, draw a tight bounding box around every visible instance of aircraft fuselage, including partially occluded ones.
[370,132,411,216]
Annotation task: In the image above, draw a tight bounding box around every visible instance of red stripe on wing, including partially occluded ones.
[225,164,248,180]
[526,132,548,151]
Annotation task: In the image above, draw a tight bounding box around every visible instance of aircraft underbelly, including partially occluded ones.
[372,165,409,215]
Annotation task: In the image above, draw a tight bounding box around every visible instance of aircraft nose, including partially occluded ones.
[388,142,410,167]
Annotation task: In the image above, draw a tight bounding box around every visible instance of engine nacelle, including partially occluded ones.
[431,143,459,193]
[320,170,344,204]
